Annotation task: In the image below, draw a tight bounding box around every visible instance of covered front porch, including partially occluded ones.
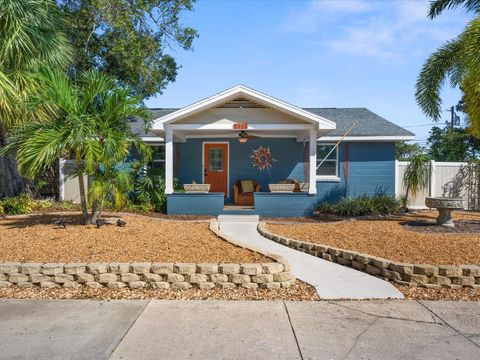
[152,85,337,217]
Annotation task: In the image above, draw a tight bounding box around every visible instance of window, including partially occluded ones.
[316,144,338,177]
[150,145,165,170]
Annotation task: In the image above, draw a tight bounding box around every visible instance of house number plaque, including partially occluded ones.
[233,122,248,130]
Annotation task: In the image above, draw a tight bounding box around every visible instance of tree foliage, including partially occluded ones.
[1,69,152,223]
[396,142,426,160]
[427,125,480,161]
[416,0,480,138]
[58,0,198,98]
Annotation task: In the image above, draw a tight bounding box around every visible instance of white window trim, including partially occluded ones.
[316,143,340,181]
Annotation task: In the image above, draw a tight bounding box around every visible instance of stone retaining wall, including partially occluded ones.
[258,222,480,289]
[0,261,295,290]
[0,219,295,290]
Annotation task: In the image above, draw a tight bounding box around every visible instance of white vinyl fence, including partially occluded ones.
[396,161,480,210]
[59,159,88,203]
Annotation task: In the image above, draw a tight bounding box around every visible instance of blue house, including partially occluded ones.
[132,85,414,217]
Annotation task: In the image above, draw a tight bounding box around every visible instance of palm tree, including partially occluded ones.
[415,0,480,138]
[403,153,431,206]
[0,0,72,197]
[2,69,152,224]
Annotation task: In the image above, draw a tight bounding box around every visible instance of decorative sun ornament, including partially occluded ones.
[250,146,276,171]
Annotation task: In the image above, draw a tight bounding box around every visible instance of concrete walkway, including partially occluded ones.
[1,299,479,360]
[217,215,403,299]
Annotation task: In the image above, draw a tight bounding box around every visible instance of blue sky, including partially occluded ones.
[145,0,473,144]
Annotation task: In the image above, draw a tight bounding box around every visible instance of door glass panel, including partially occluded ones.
[209,147,223,172]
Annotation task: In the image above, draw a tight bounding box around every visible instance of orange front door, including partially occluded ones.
[204,143,228,196]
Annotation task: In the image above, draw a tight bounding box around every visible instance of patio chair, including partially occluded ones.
[233,180,261,206]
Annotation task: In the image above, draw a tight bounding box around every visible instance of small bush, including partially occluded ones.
[316,194,403,217]
[0,194,33,215]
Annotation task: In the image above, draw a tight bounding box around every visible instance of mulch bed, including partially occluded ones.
[0,213,268,263]
[0,281,320,301]
[397,285,480,301]
[404,219,480,234]
[266,211,480,265]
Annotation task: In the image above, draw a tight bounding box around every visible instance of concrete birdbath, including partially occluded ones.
[425,197,465,228]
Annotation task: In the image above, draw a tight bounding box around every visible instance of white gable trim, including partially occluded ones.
[318,135,415,142]
[152,85,336,130]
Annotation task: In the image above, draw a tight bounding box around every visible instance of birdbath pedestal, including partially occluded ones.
[425,197,465,228]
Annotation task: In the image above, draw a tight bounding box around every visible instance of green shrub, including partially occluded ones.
[0,194,33,215]
[316,194,403,217]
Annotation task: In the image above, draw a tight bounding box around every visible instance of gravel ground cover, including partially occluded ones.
[266,211,480,265]
[0,213,268,263]
[1,284,479,301]
[0,281,319,301]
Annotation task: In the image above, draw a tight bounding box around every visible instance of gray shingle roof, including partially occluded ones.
[132,107,414,138]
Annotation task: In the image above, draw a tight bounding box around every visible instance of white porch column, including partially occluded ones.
[165,128,174,194]
[309,128,317,195]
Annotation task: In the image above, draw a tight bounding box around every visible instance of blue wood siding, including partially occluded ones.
[167,139,396,216]
[167,193,225,215]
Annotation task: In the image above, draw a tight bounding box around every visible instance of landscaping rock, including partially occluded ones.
[0,262,21,274]
[185,274,208,283]
[64,263,86,275]
[403,274,429,284]
[337,257,352,266]
[430,276,451,286]
[151,263,174,274]
[281,279,296,288]
[54,274,74,284]
[143,273,162,282]
[371,258,390,269]
[0,274,6,281]
[219,282,235,289]
[414,264,438,277]
[63,282,82,289]
[342,251,357,260]
[8,274,29,283]
[389,263,413,275]
[106,282,127,289]
[322,253,333,261]
[438,265,462,277]
[85,282,103,289]
[262,263,284,274]
[240,264,262,275]
[366,265,382,276]
[130,262,150,274]
[174,263,196,274]
[460,265,480,277]
[76,273,94,283]
[0,281,12,288]
[198,282,215,290]
[251,274,273,283]
[108,263,130,274]
[452,276,475,287]
[171,282,192,290]
[153,282,170,289]
[209,274,228,283]
[29,274,52,283]
[352,261,366,271]
[167,273,184,283]
[96,273,118,283]
[17,282,33,288]
[129,281,146,289]
[218,264,240,274]
[40,281,60,288]
[229,274,250,284]
[314,244,328,253]
[86,263,108,275]
[383,270,402,282]
[273,272,293,282]
[20,263,42,274]
[196,263,218,274]
[241,283,258,289]
[260,282,281,289]
[328,248,342,257]
[120,273,140,282]
[42,263,64,275]
[355,254,371,265]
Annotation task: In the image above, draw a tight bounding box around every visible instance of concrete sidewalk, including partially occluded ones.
[217,216,403,299]
[1,299,479,360]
